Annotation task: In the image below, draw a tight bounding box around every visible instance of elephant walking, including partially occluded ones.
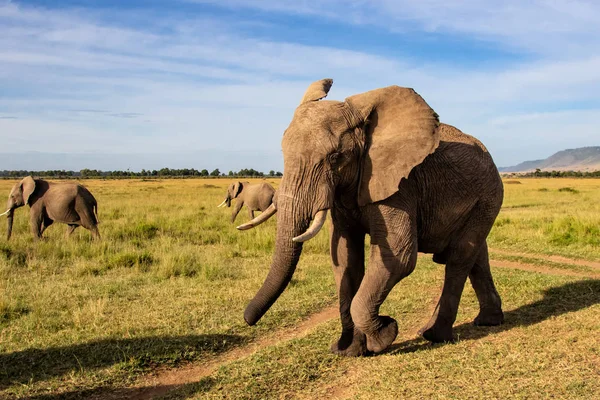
[218,181,275,223]
[2,177,100,240]
[237,79,504,356]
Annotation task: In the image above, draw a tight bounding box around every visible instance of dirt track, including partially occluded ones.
[489,247,600,271]
[124,306,339,399]
[109,250,599,399]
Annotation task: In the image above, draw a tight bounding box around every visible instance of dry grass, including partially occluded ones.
[489,178,600,259]
[0,177,599,399]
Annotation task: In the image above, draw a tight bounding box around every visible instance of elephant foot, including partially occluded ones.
[330,328,368,357]
[365,316,398,354]
[474,309,504,326]
[419,321,454,343]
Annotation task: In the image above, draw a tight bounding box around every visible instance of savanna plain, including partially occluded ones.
[1,178,599,399]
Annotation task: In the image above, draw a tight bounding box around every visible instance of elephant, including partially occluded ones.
[217,181,275,223]
[236,79,504,356]
[2,176,100,240]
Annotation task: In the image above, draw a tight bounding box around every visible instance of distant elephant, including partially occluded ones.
[237,79,504,356]
[2,176,100,240]
[217,181,275,223]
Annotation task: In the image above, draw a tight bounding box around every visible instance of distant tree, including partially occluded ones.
[210,168,220,177]
[200,169,209,177]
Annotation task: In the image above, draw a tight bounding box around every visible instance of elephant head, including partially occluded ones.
[241,79,440,325]
[217,182,244,208]
[3,176,36,240]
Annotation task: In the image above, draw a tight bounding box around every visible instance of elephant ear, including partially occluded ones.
[345,86,440,206]
[233,182,243,198]
[300,79,333,104]
[21,176,36,205]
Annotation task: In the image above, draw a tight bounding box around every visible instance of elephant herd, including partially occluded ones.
[1,177,275,241]
[2,79,506,356]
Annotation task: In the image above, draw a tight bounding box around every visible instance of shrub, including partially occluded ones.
[558,187,579,194]
[546,217,600,246]
[107,252,154,271]
[0,297,30,324]
[0,244,28,268]
[494,217,511,227]
[115,222,160,240]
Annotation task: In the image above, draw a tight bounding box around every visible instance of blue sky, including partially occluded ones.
[1,0,599,171]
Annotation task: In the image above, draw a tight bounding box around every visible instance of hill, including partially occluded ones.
[499,146,600,172]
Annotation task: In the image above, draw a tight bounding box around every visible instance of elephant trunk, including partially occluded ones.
[244,199,309,325]
[6,209,14,240]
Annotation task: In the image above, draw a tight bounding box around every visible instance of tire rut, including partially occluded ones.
[102,251,597,399]
[489,247,600,271]
[490,258,600,278]
[124,305,339,399]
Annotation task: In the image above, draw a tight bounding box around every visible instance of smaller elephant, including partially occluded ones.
[2,176,100,240]
[217,181,275,223]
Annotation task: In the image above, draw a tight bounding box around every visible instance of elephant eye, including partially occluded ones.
[328,152,341,165]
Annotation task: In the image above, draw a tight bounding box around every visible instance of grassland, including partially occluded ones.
[0,178,598,399]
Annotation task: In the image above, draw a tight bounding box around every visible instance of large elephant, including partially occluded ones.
[237,79,504,356]
[2,177,100,240]
[217,181,275,223]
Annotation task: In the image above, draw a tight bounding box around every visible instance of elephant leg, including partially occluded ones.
[329,220,367,357]
[420,210,492,343]
[89,225,101,240]
[350,208,417,354]
[419,261,471,343]
[82,219,100,240]
[66,224,78,237]
[40,217,53,235]
[77,206,100,240]
[470,242,504,326]
[231,202,244,223]
[248,208,255,220]
[29,210,44,240]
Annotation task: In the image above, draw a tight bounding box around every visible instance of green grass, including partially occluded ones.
[488,252,599,275]
[489,178,600,259]
[0,178,599,399]
[165,266,600,400]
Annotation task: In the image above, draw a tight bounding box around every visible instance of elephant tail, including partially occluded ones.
[93,202,100,224]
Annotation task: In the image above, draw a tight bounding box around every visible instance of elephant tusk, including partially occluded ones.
[0,209,10,217]
[292,209,328,242]
[217,199,227,208]
[237,204,277,230]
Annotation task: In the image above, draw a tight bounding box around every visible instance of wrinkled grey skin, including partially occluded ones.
[243,79,504,356]
[222,181,275,223]
[6,177,100,240]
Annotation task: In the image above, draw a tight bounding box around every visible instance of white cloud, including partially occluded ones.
[187,0,600,56]
[0,0,598,171]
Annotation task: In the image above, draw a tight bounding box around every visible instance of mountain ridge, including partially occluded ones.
[499,146,600,172]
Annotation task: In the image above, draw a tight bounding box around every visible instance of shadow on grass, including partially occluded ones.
[0,334,245,390]
[388,279,600,354]
[13,381,213,400]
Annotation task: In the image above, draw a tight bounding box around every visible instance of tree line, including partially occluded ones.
[502,168,600,178]
[0,168,283,179]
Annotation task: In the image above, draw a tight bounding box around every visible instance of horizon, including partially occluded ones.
[1,1,599,171]
[2,144,600,173]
